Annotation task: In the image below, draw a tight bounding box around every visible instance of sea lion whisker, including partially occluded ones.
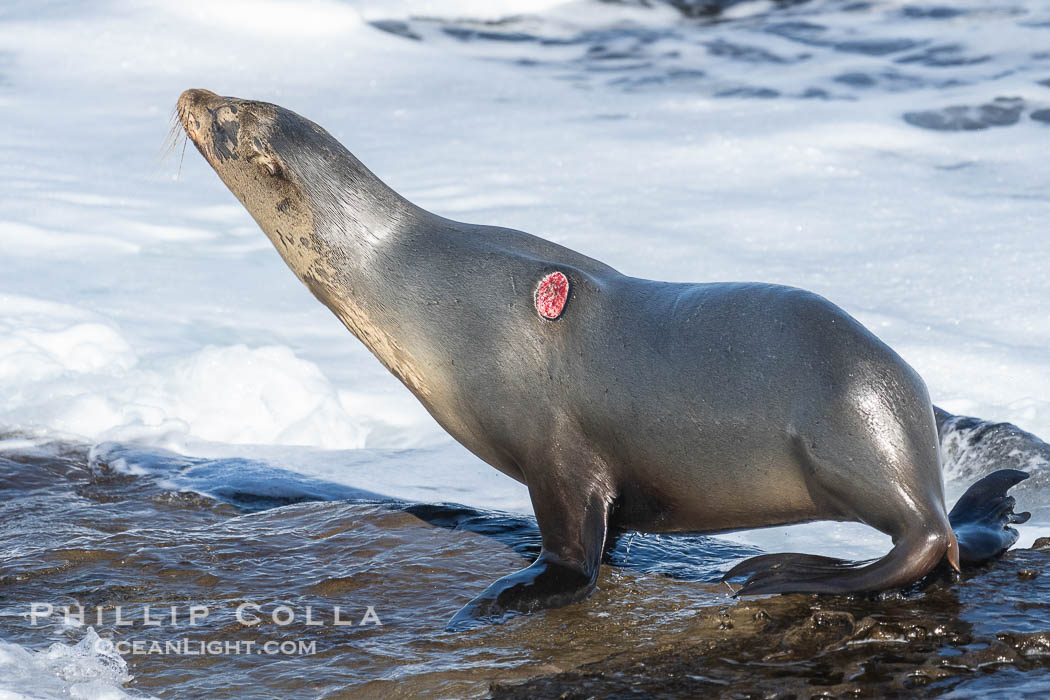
[177,133,188,181]
[157,110,183,162]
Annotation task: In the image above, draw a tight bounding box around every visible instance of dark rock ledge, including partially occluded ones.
[491,542,1050,699]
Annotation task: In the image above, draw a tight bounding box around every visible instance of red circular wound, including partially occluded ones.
[535,271,569,320]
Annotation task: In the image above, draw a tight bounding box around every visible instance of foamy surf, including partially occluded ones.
[0,629,154,700]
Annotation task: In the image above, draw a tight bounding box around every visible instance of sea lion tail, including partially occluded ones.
[948,468,1030,566]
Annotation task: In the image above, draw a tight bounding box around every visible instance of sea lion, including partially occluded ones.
[176,89,1030,629]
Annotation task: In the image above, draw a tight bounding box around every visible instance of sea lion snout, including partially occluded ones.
[177,89,257,165]
[176,89,331,285]
[176,88,221,141]
[177,87,219,109]
[176,90,277,174]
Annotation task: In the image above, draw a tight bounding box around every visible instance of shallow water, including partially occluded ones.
[3,0,1050,696]
[2,431,1049,698]
[0,437,750,698]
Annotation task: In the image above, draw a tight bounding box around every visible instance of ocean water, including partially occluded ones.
[2,0,1050,696]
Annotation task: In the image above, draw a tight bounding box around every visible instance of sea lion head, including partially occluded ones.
[176,89,315,254]
[176,89,430,395]
[177,89,408,280]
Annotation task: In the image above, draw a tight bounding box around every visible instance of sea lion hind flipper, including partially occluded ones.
[949,468,1030,566]
[726,530,952,596]
[723,552,865,583]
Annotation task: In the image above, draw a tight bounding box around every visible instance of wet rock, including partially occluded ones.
[835,38,923,56]
[801,87,831,99]
[999,632,1050,658]
[491,549,1050,698]
[714,86,780,98]
[703,38,797,64]
[369,20,422,41]
[951,640,1024,670]
[903,97,1025,131]
[835,71,877,87]
[150,490,228,511]
[766,20,923,56]
[765,20,830,47]
[665,0,749,18]
[443,26,540,43]
[834,70,925,91]
[896,44,991,67]
[1031,109,1050,124]
[980,97,1027,125]
[773,609,856,659]
[900,6,967,20]
[905,105,986,131]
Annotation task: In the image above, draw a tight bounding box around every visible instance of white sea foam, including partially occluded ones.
[0,629,153,700]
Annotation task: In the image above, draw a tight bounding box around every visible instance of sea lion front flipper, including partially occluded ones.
[949,468,1030,565]
[445,481,611,631]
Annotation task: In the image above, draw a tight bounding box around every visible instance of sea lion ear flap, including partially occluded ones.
[253,154,282,178]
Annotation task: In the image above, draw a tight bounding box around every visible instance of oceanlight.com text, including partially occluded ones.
[98,638,319,656]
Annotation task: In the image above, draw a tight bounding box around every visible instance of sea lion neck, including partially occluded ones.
[274,109,422,257]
